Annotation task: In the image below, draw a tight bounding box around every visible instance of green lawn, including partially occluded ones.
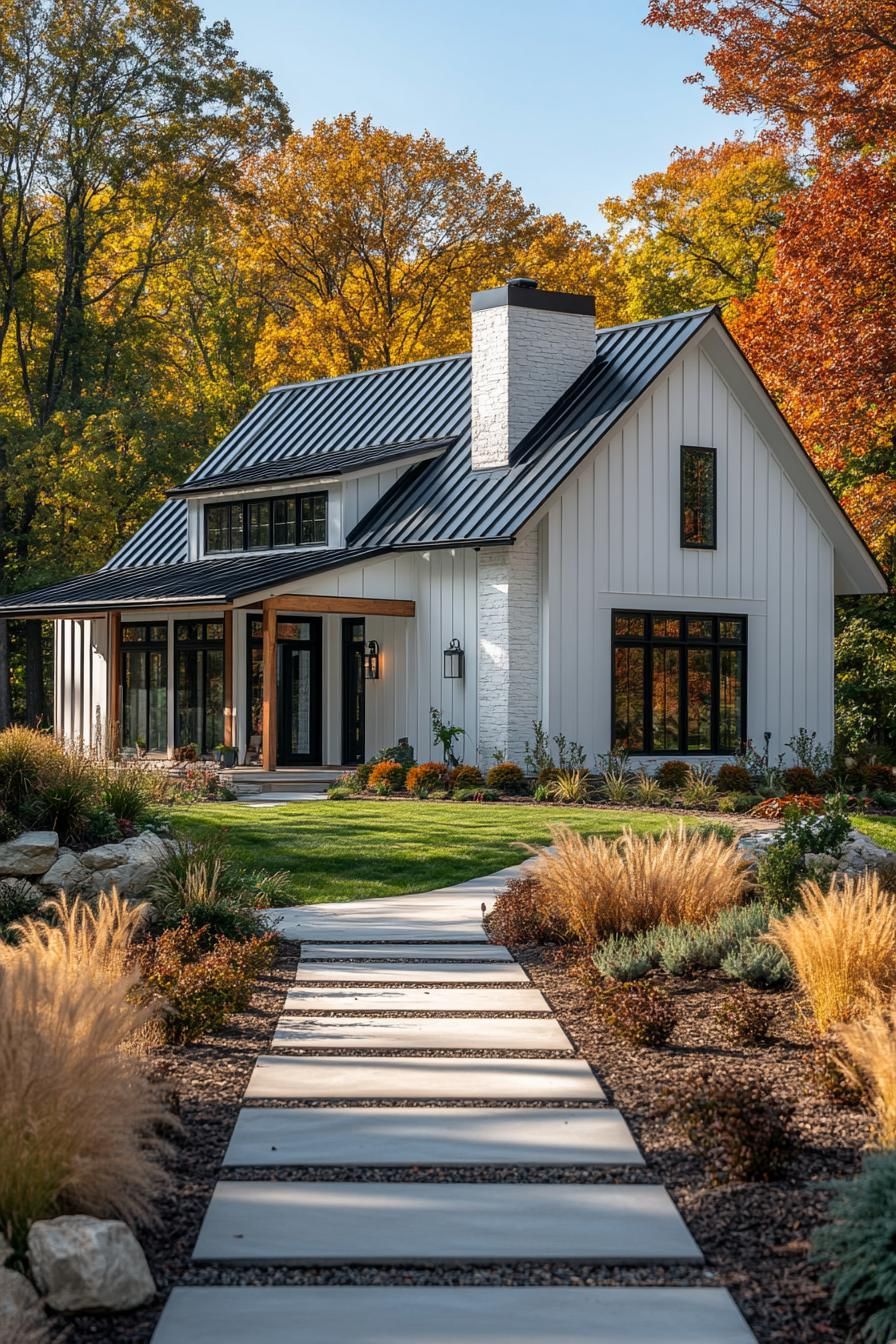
[172,801,688,905]
[852,814,896,851]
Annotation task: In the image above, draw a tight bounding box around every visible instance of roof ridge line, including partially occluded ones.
[265,351,471,395]
[594,306,719,337]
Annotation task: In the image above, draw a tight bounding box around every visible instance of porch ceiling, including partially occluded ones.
[0,548,388,618]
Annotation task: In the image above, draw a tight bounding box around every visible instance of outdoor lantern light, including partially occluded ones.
[443,637,464,679]
[363,639,380,680]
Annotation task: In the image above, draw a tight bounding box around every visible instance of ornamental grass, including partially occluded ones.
[837,1001,896,1147]
[767,872,896,1035]
[0,894,171,1252]
[529,823,748,949]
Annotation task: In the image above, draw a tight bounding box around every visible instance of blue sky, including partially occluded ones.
[206,0,759,228]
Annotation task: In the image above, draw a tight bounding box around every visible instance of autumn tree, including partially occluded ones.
[0,0,289,721]
[242,113,617,385]
[601,137,795,320]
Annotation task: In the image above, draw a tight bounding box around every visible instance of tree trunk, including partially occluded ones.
[0,619,10,728]
[24,620,44,726]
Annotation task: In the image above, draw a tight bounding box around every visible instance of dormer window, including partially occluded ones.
[680,446,716,549]
[205,492,327,554]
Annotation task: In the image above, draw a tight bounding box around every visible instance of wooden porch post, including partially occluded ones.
[261,603,277,771]
[107,611,121,758]
[223,609,234,749]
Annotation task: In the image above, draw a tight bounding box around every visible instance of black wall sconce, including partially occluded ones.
[363,639,380,680]
[443,637,464,679]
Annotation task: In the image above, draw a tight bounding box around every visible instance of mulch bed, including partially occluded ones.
[522,946,870,1344]
[50,942,299,1344]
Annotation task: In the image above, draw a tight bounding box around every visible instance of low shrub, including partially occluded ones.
[755,838,807,909]
[368,760,406,794]
[662,1063,795,1183]
[405,761,448,797]
[546,768,591,804]
[836,1003,896,1147]
[631,772,666,806]
[733,792,763,813]
[811,1151,896,1344]
[83,806,122,845]
[716,763,752,793]
[0,807,22,842]
[140,920,278,1044]
[326,785,353,801]
[453,786,499,802]
[812,1034,866,1107]
[368,742,415,771]
[767,872,896,1033]
[694,821,736,844]
[0,880,44,942]
[872,791,896,812]
[876,858,896,894]
[598,980,677,1047]
[448,764,484,790]
[862,762,895,793]
[750,793,826,819]
[486,876,565,946]
[756,800,852,907]
[486,762,527,794]
[149,837,283,942]
[656,759,690,790]
[720,939,792,988]
[533,823,749,949]
[0,902,170,1252]
[712,986,773,1045]
[782,765,821,795]
[353,762,372,790]
[592,930,659,981]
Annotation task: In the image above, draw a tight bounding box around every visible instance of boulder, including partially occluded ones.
[0,1265,43,1335]
[0,831,58,878]
[0,1231,11,1264]
[123,832,170,864]
[38,849,91,892]
[79,843,131,871]
[737,826,894,879]
[27,1215,155,1312]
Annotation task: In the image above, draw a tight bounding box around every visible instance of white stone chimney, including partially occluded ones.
[470,279,596,471]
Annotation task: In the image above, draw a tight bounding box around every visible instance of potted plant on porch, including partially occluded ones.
[213,742,238,768]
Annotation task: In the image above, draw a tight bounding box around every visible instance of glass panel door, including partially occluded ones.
[341,618,365,765]
[277,618,322,765]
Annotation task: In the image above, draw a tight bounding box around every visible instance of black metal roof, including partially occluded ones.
[0,308,720,615]
[166,437,455,498]
[0,549,385,616]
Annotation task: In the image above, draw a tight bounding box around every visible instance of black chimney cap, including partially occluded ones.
[507,277,537,289]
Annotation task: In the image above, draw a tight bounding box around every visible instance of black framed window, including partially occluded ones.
[205,492,327,554]
[120,623,168,753]
[681,445,716,549]
[612,611,746,755]
[174,620,224,754]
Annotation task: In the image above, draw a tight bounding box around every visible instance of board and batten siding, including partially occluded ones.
[54,618,109,749]
[539,340,835,764]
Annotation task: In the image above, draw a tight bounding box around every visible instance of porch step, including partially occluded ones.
[222,768,344,797]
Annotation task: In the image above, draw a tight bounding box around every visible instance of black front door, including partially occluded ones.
[341,618,365,764]
[277,618,322,765]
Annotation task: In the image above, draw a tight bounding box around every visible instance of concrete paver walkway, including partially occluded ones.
[153,866,757,1343]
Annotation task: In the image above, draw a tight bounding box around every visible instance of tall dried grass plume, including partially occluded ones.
[837,1000,896,1147]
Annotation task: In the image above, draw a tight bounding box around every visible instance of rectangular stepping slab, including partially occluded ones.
[300,943,512,961]
[295,961,530,984]
[267,893,497,942]
[283,986,551,1014]
[192,1180,703,1265]
[222,1106,643,1167]
[245,1054,605,1100]
[271,1015,572,1051]
[153,1285,757,1343]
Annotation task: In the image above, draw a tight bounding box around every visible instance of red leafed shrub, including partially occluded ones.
[367,760,406,794]
[485,762,527,794]
[599,981,678,1048]
[861,762,895,793]
[405,761,448,796]
[715,763,753,793]
[782,765,821,795]
[447,764,485,790]
[662,1063,796,1184]
[656,759,691,790]
[486,876,566,946]
[749,794,826,818]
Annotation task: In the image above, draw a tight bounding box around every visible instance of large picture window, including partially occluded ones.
[612,611,746,756]
[175,620,224,754]
[120,623,167,753]
[205,492,327,554]
[681,445,716,548]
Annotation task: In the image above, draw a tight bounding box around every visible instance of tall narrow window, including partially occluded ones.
[612,611,746,755]
[205,502,244,553]
[120,623,168,752]
[175,620,225,754]
[681,445,717,548]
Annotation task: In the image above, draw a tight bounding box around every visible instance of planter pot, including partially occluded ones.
[214,748,237,768]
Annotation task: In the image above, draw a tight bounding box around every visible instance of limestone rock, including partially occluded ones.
[79,843,130,871]
[0,1265,43,1335]
[0,831,58,878]
[28,1216,155,1313]
[38,849,90,892]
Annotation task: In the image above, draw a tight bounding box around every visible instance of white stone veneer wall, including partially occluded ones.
[471,304,595,470]
[477,531,540,766]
